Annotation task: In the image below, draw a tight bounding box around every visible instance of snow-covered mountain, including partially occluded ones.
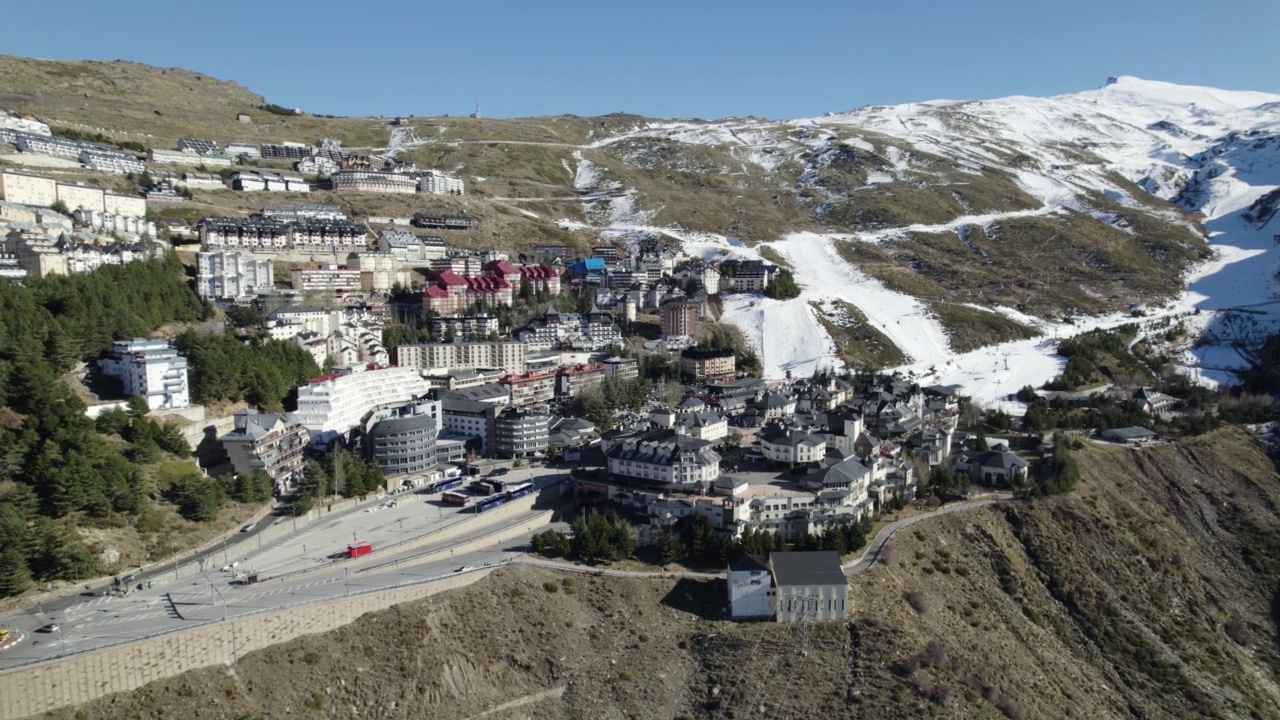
[570,76,1280,405]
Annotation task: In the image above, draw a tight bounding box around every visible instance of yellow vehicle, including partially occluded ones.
[0,628,10,642]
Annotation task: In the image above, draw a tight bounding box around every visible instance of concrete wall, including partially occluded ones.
[0,571,491,720]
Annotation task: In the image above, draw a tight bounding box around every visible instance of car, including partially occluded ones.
[492,467,509,477]
[241,522,257,533]
[38,623,60,633]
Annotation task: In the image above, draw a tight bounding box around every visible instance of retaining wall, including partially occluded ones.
[0,570,491,720]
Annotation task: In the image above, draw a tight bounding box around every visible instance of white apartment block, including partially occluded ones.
[100,338,190,410]
[396,342,527,374]
[332,170,417,195]
[232,172,310,193]
[261,204,346,222]
[196,250,274,300]
[289,366,430,446]
[225,142,261,158]
[79,148,145,175]
[291,266,361,293]
[416,170,464,195]
[0,171,146,217]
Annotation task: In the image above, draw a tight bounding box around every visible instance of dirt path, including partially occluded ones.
[461,685,567,719]
[843,493,1012,576]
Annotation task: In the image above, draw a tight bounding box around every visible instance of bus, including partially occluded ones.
[425,477,463,494]
[506,481,534,500]
[441,491,472,506]
[475,494,507,513]
[347,541,373,558]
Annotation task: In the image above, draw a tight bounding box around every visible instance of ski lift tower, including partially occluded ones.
[469,101,481,119]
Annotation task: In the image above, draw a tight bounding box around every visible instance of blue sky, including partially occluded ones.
[5,0,1278,119]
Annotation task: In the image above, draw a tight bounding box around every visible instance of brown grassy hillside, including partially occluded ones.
[51,427,1280,720]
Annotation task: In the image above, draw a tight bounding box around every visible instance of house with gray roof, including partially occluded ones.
[219,411,309,489]
[769,551,849,622]
[605,427,720,487]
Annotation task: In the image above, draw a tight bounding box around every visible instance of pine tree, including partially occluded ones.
[0,543,32,597]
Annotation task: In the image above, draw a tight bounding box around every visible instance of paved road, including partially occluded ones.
[0,468,571,670]
[843,494,1012,576]
[513,556,720,580]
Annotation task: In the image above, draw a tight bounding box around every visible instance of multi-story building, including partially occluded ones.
[441,397,497,454]
[199,216,290,251]
[515,305,623,351]
[605,427,721,487]
[0,253,25,283]
[758,427,827,466]
[146,148,231,167]
[555,363,605,401]
[416,170,465,195]
[494,407,550,458]
[290,265,362,294]
[347,251,409,292]
[180,172,226,190]
[680,347,736,380]
[219,410,309,487]
[290,366,430,447]
[332,170,417,194]
[231,171,310,193]
[499,369,558,407]
[259,142,312,160]
[261,204,346,223]
[602,356,639,380]
[177,138,220,154]
[16,133,97,159]
[421,269,513,314]
[377,227,447,264]
[196,250,274,300]
[79,148,145,175]
[411,212,474,230]
[0,170,58,207]
[675,410,729,442]
[396,342,528,374]
[661,299,701,339]
[288,219,369,251]
[100,338,190,410]
[365,400,440,476]
[224,142,261,159]
[722,260,776,293]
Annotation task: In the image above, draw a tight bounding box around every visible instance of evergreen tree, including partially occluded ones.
[0,543,32,596]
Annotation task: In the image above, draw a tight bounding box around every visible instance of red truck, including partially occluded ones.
[347,541,373,558]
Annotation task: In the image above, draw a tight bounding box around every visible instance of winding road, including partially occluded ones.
[843,494,1012,575]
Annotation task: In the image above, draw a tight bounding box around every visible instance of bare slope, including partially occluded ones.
[52,428,1280,720]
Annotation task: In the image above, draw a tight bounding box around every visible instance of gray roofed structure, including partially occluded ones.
[769,551,846,587]
[731,554,769,573]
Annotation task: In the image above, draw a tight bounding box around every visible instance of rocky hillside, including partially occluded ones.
[50,427,1280,719]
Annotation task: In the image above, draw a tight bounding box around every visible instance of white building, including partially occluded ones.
[100,338,190,410]
[396,342,528,375]
[416,170,464,195]
[727,554,774,620]
[758,427,827,465]
[291,265,361,293]
[289,366,430,447]
[232,171,310,193]
[769,552,849,623]
[196,250,274,300]
[605,427,720,486]
[224,142,261,159]
[80,148,145,175]
[332,170,417,195]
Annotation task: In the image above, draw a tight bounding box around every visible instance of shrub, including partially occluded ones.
[542,581,559,593]
[304,692,326,710]
[905,589,929,613]
[1224,614,1250,646]
[619,670,634,681]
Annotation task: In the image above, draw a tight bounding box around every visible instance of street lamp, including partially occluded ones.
[344,568,350,597]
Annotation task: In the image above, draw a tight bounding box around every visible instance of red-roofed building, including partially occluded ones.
[519,263,561,295]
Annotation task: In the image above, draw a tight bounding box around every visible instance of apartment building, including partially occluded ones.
[661,299,701,339]
[555,363,606,401]
[219,411,309,485]
[602,356,639,380]
[332,170,417,194]
[494,407,550,458]
[377,227,448,263]
[225,142,261,158]
[428,314,500,338]
[347,251,409,292]
[198,216,290,251]
[196,250,274,300]
[79,148,145,175]
[680,347,735,380]
[288,219,370,251]
[416,170,465,195]
[231,171,310,192]
[441,397,497,454]
[396,341,528,374]
[605,427,721,487]
[0,171,146,217]
[260,142,312,160]
[261,204,346,222]
[499,369,558,407]
[515,305,623,351]
[100,338,190,410]
[289,366,430,447]
[290,265,362,294]
[365,400,439,476]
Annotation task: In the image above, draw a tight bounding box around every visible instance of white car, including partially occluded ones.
[240,522,257,533]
